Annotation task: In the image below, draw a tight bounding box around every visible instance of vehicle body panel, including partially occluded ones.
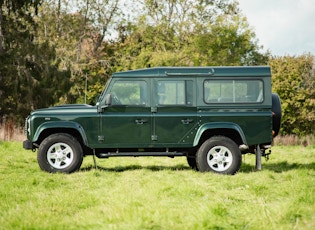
[24,66,275,153]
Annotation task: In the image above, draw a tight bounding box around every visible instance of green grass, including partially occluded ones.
[1,142,315,230]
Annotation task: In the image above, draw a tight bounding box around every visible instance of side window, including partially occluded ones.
[109,80,148,106]
[157,80,193,105]
[204,80,263,103]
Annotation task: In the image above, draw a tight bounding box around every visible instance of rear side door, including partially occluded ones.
[152,79,197,146]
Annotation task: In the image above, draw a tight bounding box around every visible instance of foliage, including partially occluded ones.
[274,135,315,146]
[1,0,314,136]
[115,0,267,69]
[1,0,267,122]
[35,0,120,105]
[0,0,71,125]
[1,142,315,229]
[269,55,315,135]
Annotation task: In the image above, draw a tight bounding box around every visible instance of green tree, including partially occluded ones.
[0,0,271,125]
[115,0,268,69]
[36,0,121,104]
[0,0,71,124]
[269,55,315,135]
[191,14,268,66]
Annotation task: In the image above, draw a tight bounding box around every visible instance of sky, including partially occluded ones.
[238,0,315,56]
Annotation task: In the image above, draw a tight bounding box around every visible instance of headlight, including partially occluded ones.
[25,116,31,135]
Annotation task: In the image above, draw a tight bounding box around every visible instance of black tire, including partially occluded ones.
[196,136,242,175]
[187,156,198,171]
[272,93,282,137]
[37,133,83,173]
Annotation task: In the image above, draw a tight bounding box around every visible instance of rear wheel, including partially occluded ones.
[38,133,83,173]
[187,156,198,171]
[196,136,242,175]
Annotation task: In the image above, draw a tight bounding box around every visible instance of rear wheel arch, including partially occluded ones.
[194,124,246,148]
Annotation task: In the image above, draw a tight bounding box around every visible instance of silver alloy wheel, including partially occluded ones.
[207,146,233,172]
[47,142,74,169]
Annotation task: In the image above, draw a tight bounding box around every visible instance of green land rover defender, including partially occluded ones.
[23,66,281,175]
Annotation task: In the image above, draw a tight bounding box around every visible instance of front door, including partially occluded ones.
[101,79,151,148]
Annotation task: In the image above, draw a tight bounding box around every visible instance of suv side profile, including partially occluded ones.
[23,66,281,175]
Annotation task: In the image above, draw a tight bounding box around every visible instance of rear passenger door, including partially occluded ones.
[152,79,197,146]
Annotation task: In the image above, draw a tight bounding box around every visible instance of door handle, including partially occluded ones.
[135,119,148,125]
[181,119,194,125]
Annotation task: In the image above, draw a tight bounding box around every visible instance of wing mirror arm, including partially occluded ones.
[97,94,112,113]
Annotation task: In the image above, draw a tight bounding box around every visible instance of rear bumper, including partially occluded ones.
[23,140,34,150]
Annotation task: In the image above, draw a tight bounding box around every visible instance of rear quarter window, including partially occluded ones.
[204,79,263,103]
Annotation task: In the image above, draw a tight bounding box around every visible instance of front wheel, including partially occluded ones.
[37,133,83,173]
[196,136,242,175]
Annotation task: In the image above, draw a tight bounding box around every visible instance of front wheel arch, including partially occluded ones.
[33,121,89,147]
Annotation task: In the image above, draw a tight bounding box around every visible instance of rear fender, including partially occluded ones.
[193,122,247,147]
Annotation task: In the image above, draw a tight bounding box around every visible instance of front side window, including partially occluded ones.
[204,80,263,103]
[109,80,148,106]
[157,80,193,105]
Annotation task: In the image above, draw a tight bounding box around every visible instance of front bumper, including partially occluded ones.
[23,140,34,150]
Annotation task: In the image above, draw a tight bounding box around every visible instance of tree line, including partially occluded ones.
[0,0,314,136]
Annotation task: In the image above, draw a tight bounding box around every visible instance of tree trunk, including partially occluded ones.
[0,9,4,54]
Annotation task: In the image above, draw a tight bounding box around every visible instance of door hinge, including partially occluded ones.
[151,107,157,113]
[98,135,104,142]
[151,135,158,141]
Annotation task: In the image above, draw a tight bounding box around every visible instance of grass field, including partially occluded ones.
[0,142,314,230]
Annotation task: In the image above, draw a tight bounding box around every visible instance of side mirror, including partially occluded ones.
[104,94,112,106]
[97,94,112,113]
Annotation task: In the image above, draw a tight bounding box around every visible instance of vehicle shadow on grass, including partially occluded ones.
[81,162,315,173]
[80,159,315,173]
[80,164,192,172]
[241,161,315,173]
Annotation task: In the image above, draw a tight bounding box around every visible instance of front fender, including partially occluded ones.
[32,121,88,146]
[193,122,247,146]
